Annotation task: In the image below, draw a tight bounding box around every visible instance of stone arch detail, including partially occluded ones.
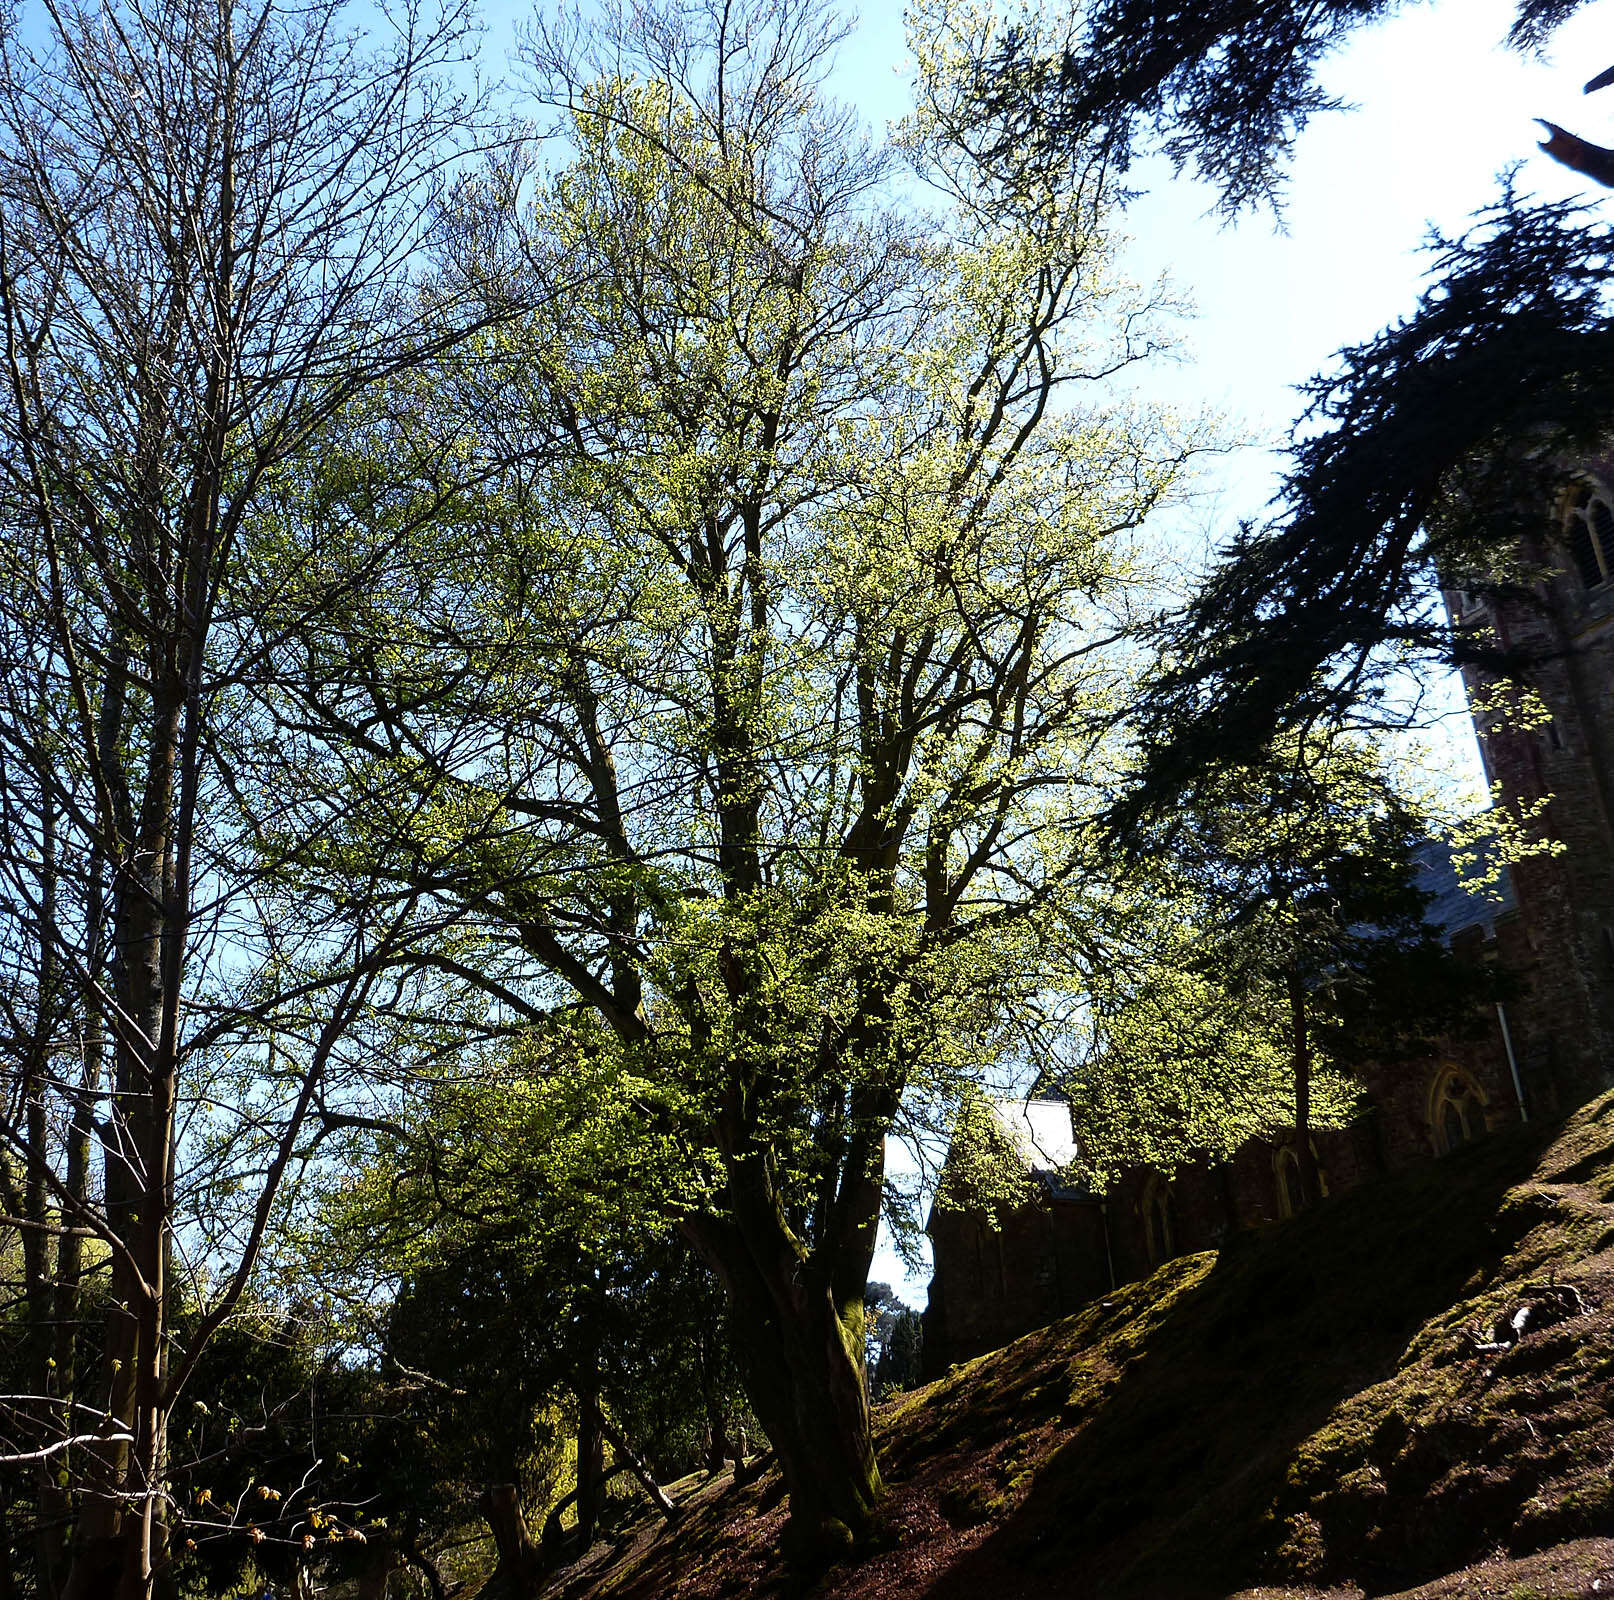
[1273,1140,1330,1219]
[1427,1063,1490,1156]
[1141,1172,1175,1265]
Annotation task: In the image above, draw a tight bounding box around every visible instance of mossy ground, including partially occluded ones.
[537,1092,1614,1600]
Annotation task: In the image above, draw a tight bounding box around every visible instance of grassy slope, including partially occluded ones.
[541,1091,1614,1600]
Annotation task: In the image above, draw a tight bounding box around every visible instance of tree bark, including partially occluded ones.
[0,1498,20,1600]
[21,753,64,1600]
[588,1403,681,1523]
[686,1206,883,1568]
[39,1039,101,1600]
[65,674,182,1600]
[399,1526,449,1600]
[575,1373,605,1550]
[539,1468,629,1562]
[704,1393,731,1476]
[1287,967,1323,1211]
[1539,120,1614,188]
[478,1484,544,1600]
[352,1531,402,1600]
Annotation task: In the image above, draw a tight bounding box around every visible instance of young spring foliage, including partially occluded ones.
[274,0,1200,1553]
[1060,736,1499,1192]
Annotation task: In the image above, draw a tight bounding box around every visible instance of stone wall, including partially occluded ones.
[924,1189,1111,1373]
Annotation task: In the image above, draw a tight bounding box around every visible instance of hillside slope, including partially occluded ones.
[544,1091,1614,1600]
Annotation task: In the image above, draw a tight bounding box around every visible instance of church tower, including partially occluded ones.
[1444,461,1614,1111]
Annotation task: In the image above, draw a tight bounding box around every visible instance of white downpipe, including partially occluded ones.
[1497,1001,1528,1122]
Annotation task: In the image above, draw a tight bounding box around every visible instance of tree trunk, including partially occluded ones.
[479,1484,544,1600]
[43,681,121,1600]
[399,1526,449,1600]
[39,1052,100,1600]
[588,1403,681,1523]
[697,1330,731,1474]
[352,1530,401,1600]
[2,1477,22,1600]
[21,770,63,1600]
[539,1467,629,1563]
[59,1299,138,1600]
[1287,967,1323,1211]
[63,718,180,1600]
[705,1403,731,1476]
[575,1375,605,1550]
[687,1209,883,1568]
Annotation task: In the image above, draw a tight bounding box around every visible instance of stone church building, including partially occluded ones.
[923,466,1614,1376]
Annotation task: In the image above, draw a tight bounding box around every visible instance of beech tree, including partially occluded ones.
[0,3,493,1594]
[273,0,1196,1559]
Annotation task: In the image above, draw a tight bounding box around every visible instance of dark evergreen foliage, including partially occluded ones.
[1166,757,1502,1065]
[874,1311,924,1396]
[382,1223,749,1505]
[971,0,1596,212]
[863,1285,924,1398]
[162,1315,414,1600]
[1117,189,1614,837]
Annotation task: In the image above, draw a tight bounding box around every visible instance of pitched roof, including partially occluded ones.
[1414,834,1516,942]
[989,1096,1080,1172]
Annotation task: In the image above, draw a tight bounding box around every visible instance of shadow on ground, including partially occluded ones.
[540,1093,1614,1600]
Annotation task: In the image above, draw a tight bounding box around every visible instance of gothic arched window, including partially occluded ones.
[1276,1147,1304,1220]
[1565,487,1614,589]
[1274,1142,1329,1219]
[1429,1067,1487,1155]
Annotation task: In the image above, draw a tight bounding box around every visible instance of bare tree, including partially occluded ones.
[0,2,500,1594]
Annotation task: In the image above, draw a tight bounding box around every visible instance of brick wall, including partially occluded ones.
[924,1191,1111,1374]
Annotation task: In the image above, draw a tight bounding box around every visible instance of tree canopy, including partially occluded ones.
[1117,187,1614,835]
[0,0,1570,1590]
[262,0,1200,1556]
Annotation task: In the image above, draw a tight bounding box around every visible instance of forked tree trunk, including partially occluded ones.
[687,1207,883,1567]
[540,1466,630,1562]
[478,1484,543,1600]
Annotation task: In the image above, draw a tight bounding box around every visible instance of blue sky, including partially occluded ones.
[477,0,1612,520]
[826,0,1610,508]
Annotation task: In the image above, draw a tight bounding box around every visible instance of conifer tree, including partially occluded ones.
[926,0,1598,214]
